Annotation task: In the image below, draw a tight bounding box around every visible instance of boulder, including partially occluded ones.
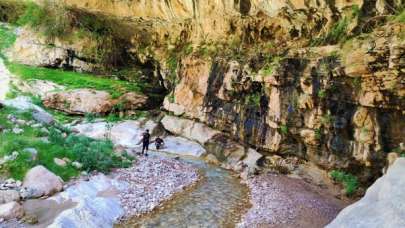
[32,109,55,125]
[0,202,24,220]
[158,136,207,157]
[43,89,114,114]
[0,190,20,204]
[242,148,263,171]
[161,115,220,144]
[117,92,148,110]
[327,158,405,228]
[23,166,63,197]
[71,120,158,147]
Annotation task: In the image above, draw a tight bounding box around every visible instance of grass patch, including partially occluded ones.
[311,5,360,46]
[0,24,16,54]
[390,8,405,23]
[0,106,133,181]
[6,62,142,97]
[330,170,359,196]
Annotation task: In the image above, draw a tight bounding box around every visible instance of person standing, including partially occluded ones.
[139,129,151,156]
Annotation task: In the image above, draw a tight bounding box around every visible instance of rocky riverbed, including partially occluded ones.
[113,155,200,219]
[239,173,345,228]
[0,155,200,228]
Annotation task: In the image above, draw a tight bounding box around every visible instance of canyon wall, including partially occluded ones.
[6,0,405,181]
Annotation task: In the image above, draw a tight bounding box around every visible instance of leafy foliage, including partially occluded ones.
[0,107,133,180]
[280,125,289,135]
[330,170,359,196]
[311,5,361,46]
[0,24,16,55]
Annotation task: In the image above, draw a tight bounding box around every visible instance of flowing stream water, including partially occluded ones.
[117,153,250,228]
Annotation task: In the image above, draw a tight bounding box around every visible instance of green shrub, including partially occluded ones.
[0,0,26,24]
[280,125,289,135]
[0,107,132,180]
[330,170,359,196]
[63,134,132,173]
[245,93,261,107]
[311,5,360,46]
[314,129,322,140]
[317,89,327,98]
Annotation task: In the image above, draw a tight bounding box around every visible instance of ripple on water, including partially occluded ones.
[116,156,250,228]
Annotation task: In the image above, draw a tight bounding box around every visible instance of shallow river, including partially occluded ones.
[117,153,250,228]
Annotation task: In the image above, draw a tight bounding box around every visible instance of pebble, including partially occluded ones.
[113,156,199,218]
[238,174,344,227]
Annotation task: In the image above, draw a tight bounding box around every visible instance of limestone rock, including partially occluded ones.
[0,190,20,204]
[242,148,263,171]
[161,115,220,144]
[159,136,207,157]
[7,28,96,72]
[32,109,54,125]
[327,158,405,228]
[0,202,24,220]
[43,89,114,114]
[117,92,148,110]
[23,165,63,197]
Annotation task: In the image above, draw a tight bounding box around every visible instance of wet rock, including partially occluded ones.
[0,202,24,220]
[328,158,405,228]
[23,165,63,197]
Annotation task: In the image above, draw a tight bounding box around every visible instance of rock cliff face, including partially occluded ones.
[6,0,405,181]
[164,22,405,181]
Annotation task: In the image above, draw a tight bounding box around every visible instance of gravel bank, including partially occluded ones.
[113,155,200,219]
[239,174,345,228]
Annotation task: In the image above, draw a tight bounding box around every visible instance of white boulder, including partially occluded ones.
[23,165,64,197]
[161,115,220,144]
[0,190,20,204]
[327,158,405,228]
[0,202,24,220]
[156,136,207,157]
